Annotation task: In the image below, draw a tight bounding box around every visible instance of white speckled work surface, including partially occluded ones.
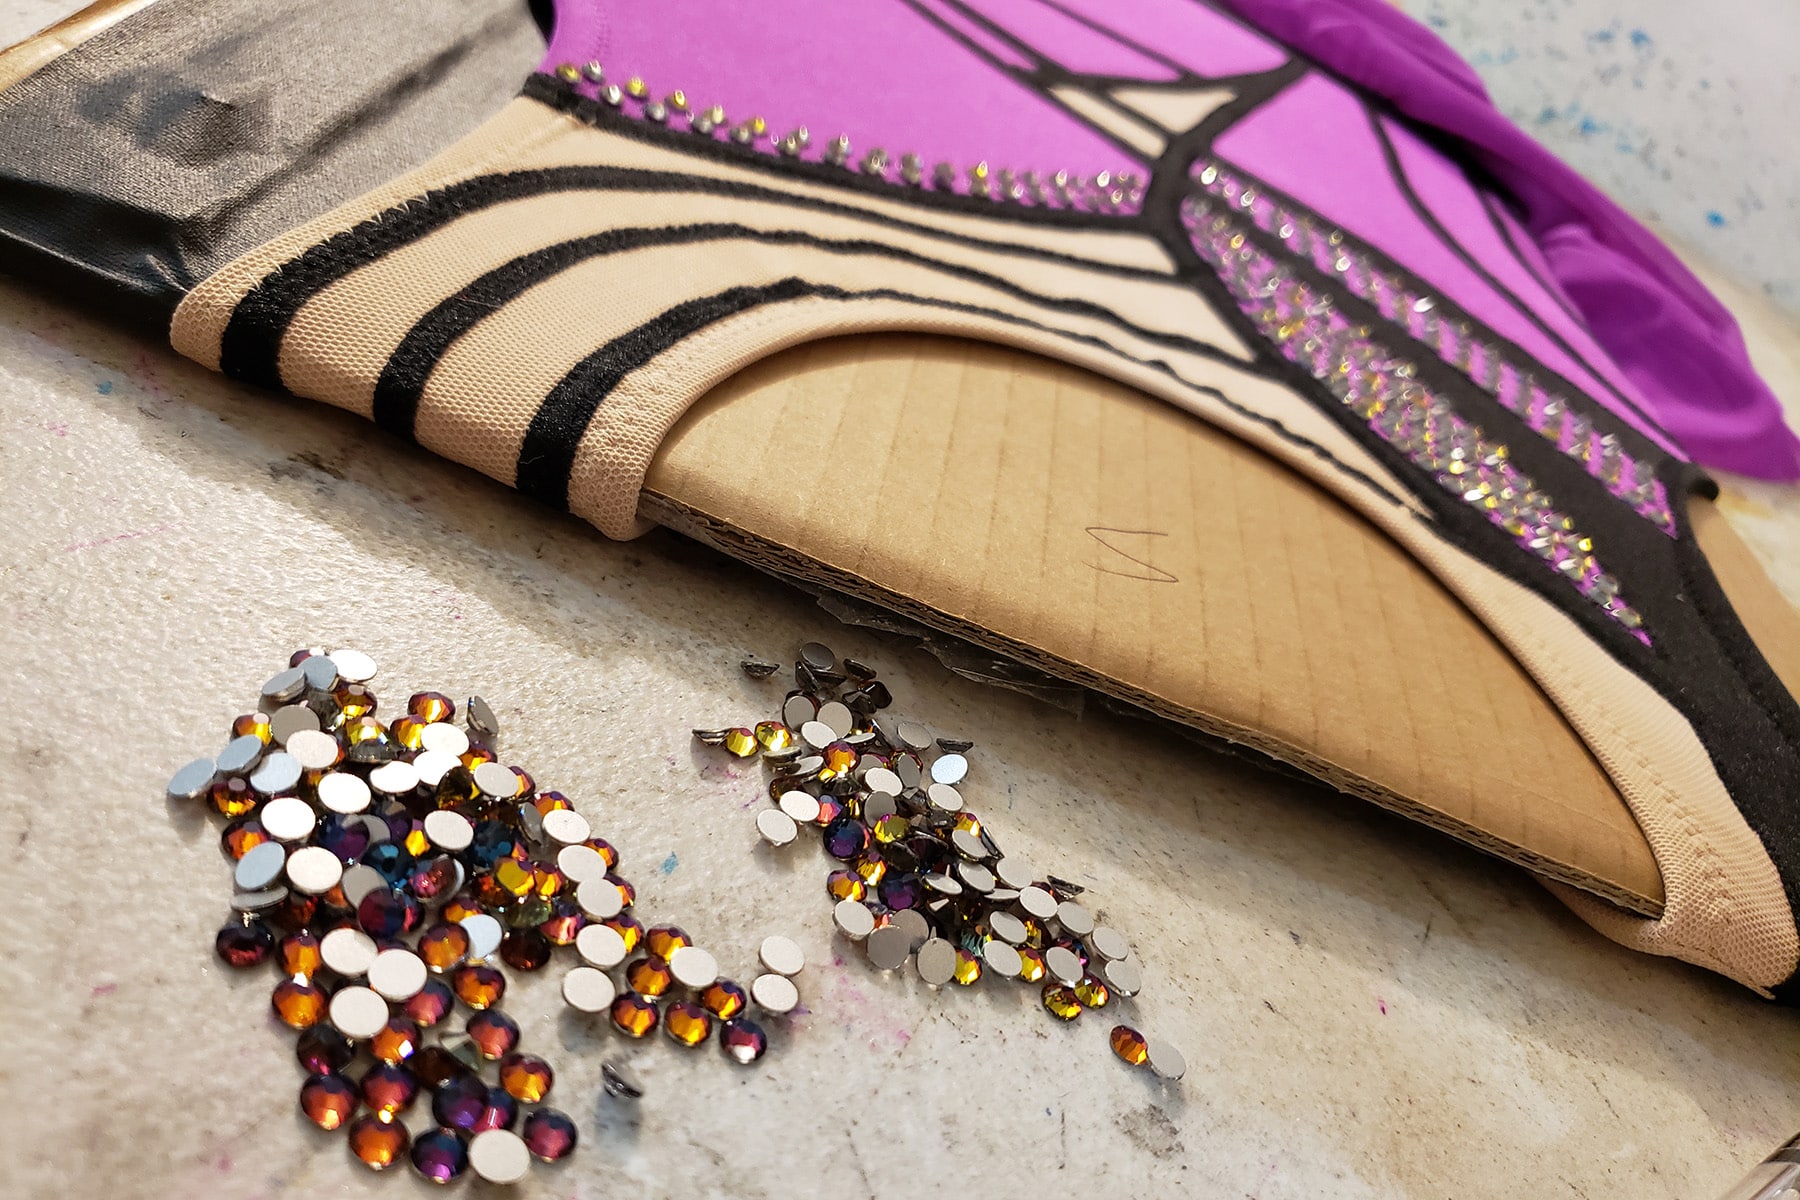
[2,5,1800,1200]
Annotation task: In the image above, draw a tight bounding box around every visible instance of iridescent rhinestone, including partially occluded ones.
[215,918,273,968]
[1074,974,1111,1008]
[499,929,552,972]
[663,1000,714,1047]
[521,1108,578,1162]
[498,1053,554,1103]
[610,992,660,1038]
[295,1025,356,1075]
[409,1127,470,1185]
[233,712,273,744]
[877,874,922,911]
[826,869,867,901]
[603,913,644,953]
[265,890,320,934]
[432,1073,516,1132]
[220,815,269,861]
[539,898,586,946]
[1042,983,1082,1020]
[409,691,455,723]
[418,923,471,973]
[625,955,674,997]
[823,815,870,860]
[272,978,328,1028]
[359,1063,419,1116]
[720,1018,768,1064]
[466,1009,521,1060]
[1110,1024,1150,1067]
[755,721,794,753]
[700,979,748,1020]
[409,1044,473,1090]
[299,1073,358,1130]
[357,888,421,939]
[452,964,506,1010]
[348,1113,410,1170]
[440,893,486,924]
[369,1017,422,1065]
[722,727,758,757]
[403,978,455,1028]
[953,947,983,986]
[645,925,689,960]
[211,776,258,818]
[1016,945,1046,983]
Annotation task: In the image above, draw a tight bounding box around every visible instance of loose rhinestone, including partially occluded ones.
[539,898,586,946]
[521,1108,578,1162]
[603,913,644,953]
[211,776,258,818]
[233,712,274,743]
[610,992,659,1038]
[419,923,471,972]
[823,815,869,860]
[410,1127,470,1185]
[722,727,758,757]
[664,1000,714,1047]
[347,1113,410,1170]
[498,1053,554,1102]
[755,721,794,753]
[1074,974,1111,1008]
[826,869,867,901]
[452,963,507,1010]
[466,1009,521,1060]
[1110,1024,1150,1067]
[403,978,455,1027]
[297,1026,355,1075]
[299,1073,358,1130]
[645,925,690,960]
[1042,983,1082,1020]
[700,979,747,1020]
[953,947,983,986]
[358,1063,419,1116]
[499,929,552,972]
[433,1074,518,1132]
[272,978,328,1028]
[625,955,674,997]
[220,815,269,861]
[411,1044,473,1090]
[215,918,273,968]
[358,887,421,939]
[368,1016,422,1065]
[562,965,617,1013]
[720,1018,768,1064]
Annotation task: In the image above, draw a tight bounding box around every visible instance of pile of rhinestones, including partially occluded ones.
[174,648,796,1186]
[698,643,1186,1083]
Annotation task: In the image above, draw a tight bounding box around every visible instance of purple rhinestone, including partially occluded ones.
[409,1127,469,1184]
[822,814,869,860]
[358,887,421,939]
[296,1026,356,1075]
[431,1075,517,1132]
[521,1108,577,1161]
[876,874,923,911]
[316,814,370,863]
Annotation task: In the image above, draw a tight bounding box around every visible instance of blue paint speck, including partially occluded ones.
[660,852,679,875]
[1577,115,1606,136]
[1629,28,1652,47]
[1536,105,1559,124]
[1705,210,1727,228]
[1589,27,1615,43]
[96,380,113,395]
[1425,12,1447,28]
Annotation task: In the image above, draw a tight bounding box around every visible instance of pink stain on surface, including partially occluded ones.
[1377,998,1388,1015]
[43,420,68,437]
[90,982,117,997]
[63,522,182,553]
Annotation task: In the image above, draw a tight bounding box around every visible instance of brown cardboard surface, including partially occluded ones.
[642,332,1672,915]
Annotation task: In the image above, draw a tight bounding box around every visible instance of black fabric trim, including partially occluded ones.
[511,274,1404,510]
[373,218,1257,436]
[1366,107,1676,448]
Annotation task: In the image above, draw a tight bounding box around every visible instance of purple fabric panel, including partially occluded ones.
[540,0,1143,183]
[954,0,1178,79]
[1049,0,1291,78]
[1215,0,1800,479]
[1379,114,1673,446]
[1214,75,1679,454]
[909,0,1036,71]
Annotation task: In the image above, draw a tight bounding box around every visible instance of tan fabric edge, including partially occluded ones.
[0,0,157,94]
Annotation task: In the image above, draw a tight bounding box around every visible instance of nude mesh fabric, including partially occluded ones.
[168,95,1797,991]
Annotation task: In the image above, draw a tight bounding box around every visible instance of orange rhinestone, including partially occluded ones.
[299,1073,357,1130]
[408,692,455,723]
[460,746,496,770]
[820,741,857,779]
[625,956,674,997]
[451,964,506,1010]
[603,914,643,953]
[369,1017,421,1066]
[645,926,689,960]
[233,713,273,744]
[1109,1025,1149,1067]
[953,948,983,986]
[533,790,572,815]
[492,858,534,898]
[334,683,377,720]
[211,776,258,818]
[539,900,585,946]
[278,932,323,977]
[1017,947,1047,983]
[272,978,328,1028]
[342,716,387,746]
[531,865,566,900]
[662,1001,713,1047]
[699,980,747,1020]
[347,1113,409,1170]
[440,894,486,925]
[220,815,269,861]
[722,727,758,757]
[389,715,427,751]
[1074,974,1110,1009]
[609,992,659,1038]
[853,854,887,885]
[952,811,983,837]
[418,923,470,973]
[498,1053,554,1103]
[1042,983,1082,1020]
[826,870,866,902]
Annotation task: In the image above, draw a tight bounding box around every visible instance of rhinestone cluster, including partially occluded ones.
[1181,193,1651,643]
[1194,160,1676,536]
[546,61,1146,212]
[698,643,1186,1079]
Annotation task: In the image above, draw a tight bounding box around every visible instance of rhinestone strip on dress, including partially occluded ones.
[1194,161,1676,537]
[1182,192,1652,644]
[546,62,1146,213]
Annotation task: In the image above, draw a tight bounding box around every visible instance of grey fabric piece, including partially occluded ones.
[0,0,543,326]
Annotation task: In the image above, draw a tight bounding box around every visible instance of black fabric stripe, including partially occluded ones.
[373,219,1259,437]
[1366,106,1676,447]
[1475,189,1608,362]
[219,158,1196,391]
[512,276,1404,512]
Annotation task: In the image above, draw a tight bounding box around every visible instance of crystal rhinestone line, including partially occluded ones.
[702,643,1183,1076]
[183,649,805,1185]
[548,61,1145,213]
[1181,194,1651,643]
[1193,160,1676,537]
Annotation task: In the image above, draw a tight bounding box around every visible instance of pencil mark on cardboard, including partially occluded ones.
[1084,527,1178,584]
